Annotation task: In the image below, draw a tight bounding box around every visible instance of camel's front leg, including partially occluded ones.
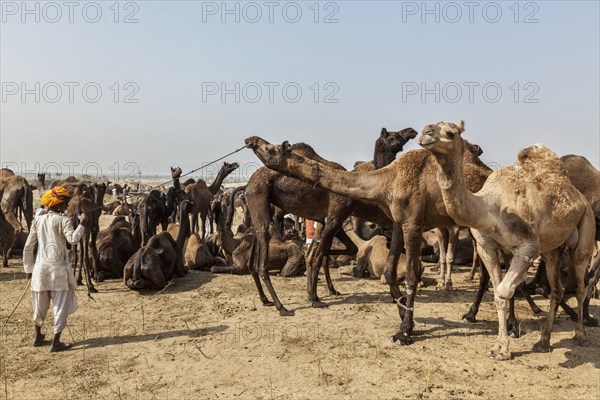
[256,230,293,316]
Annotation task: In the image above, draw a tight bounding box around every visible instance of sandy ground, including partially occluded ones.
[0,216,599,399]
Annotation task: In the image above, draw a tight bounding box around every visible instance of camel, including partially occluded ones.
[184,162,239,240]
[66,184,101,292]
[433,142,492,291]
[95,216,140,281]
[243,128,417,316]
[138,190,168,245]
[211,231,305,276]
[340,219,409,281]
[0,172,34,259]
[36,173,46,191]
[561,155,600,216]
[123,207,188,290]
[0,211,15,268]
[166,167,183,223]
[245,133,497,343]
[419,120,595,359]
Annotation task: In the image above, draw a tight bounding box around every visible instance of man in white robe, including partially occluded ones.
[23,186,88,352]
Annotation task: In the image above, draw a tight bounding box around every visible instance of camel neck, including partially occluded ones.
[175,208,190,249]
[435,146,483,228]
[208,169,228,195]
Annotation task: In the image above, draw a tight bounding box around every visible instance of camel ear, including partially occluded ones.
[457,120,465,132]
[281,141,291,153]
[380,128,388,137]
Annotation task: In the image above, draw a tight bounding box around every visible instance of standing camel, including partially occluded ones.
[0,172,34,259]
[244,128,417,316]
[419,120,595,359]
[245,133,493,342]
[184,162,239,240]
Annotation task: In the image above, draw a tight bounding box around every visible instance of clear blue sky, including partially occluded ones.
[1,1,598,179]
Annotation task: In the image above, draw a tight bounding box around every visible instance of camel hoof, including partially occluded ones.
[329,289,341,296]
[392,332,413,346]
[444,283,453,293]
[88,286,98,293]
[573,333,590,347]
[461,313,477,323]
[262,301,275,307]
[584,317,599,327]
[507,320,520,338]
[532,307,542,315]
[279,308,294,317]
[312,300,329,308]
[532,340,550,353]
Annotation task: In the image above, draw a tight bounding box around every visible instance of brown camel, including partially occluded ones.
[36,173,46,191]
[0,172,34,259]
[243,128,417,316]
[184,162,239,240]
[0,211,15,268]
[66,184,98,293]
[561,155,600,216]
[96,216,140,281]
[138,190,168,245]
[123,214,188,290]
[433,142,492,291]
[245,133,494,343]
[211,231,305,276]
[419,120,595,359]
[340,219,409,281]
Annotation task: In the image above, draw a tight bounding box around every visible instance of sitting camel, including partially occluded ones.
[96,216,140,281]
[211,231,305,276]
[340,219,408,281]
[123,204,188,289]
[419,120,595,359]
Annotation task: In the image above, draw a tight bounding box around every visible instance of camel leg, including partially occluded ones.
[434,228,448,289]
[392,224,421,345]
[1,243,8,268]
[444,226,459,292]
[506,295,519,338]
[82,234,97,293]
[279,248,305,277]
[73,244,82,285]
[462,264,490,322]
[568,218,594,345]
[533,249,562,352]
[255,230,293,316]
[2,211,22,259]
[308,215,355,306]
[520,285,542,314]
[385,222,408,344]
[201,210,208,242]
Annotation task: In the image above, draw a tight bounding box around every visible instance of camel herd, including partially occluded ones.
[1,121,599,361]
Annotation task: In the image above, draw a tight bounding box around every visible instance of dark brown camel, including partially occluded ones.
[123,202,189,290]
[166,167,183,223]
[139,190,168,246]
[245,133,493,344]
[243,127,417,316]
[96,216,140,281]
[36,173,46,191]
[67,184,98,293]
[184,162,239,240]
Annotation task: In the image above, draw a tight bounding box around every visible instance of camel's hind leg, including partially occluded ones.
[462,263,490,322]
[533,249,562,352]
[256,230,293,316]
[444,226,459,292]
[81,234,97,293]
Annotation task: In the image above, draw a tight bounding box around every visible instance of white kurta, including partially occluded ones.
[23,211,85,292]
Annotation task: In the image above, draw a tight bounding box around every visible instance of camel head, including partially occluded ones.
[245,136,291,169]
[380,127,418,152]
[223,162,239,175]
[467,142,483,156]
[171,166,182,179]
[418,120,465,156]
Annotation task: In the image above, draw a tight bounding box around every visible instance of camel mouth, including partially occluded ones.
[403,128,418,139]
[418,134,437,148]
[244,136,261,149]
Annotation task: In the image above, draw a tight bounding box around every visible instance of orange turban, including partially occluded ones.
[41,187,70,208]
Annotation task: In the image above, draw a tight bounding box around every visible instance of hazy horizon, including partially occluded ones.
[2,1,599,179]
